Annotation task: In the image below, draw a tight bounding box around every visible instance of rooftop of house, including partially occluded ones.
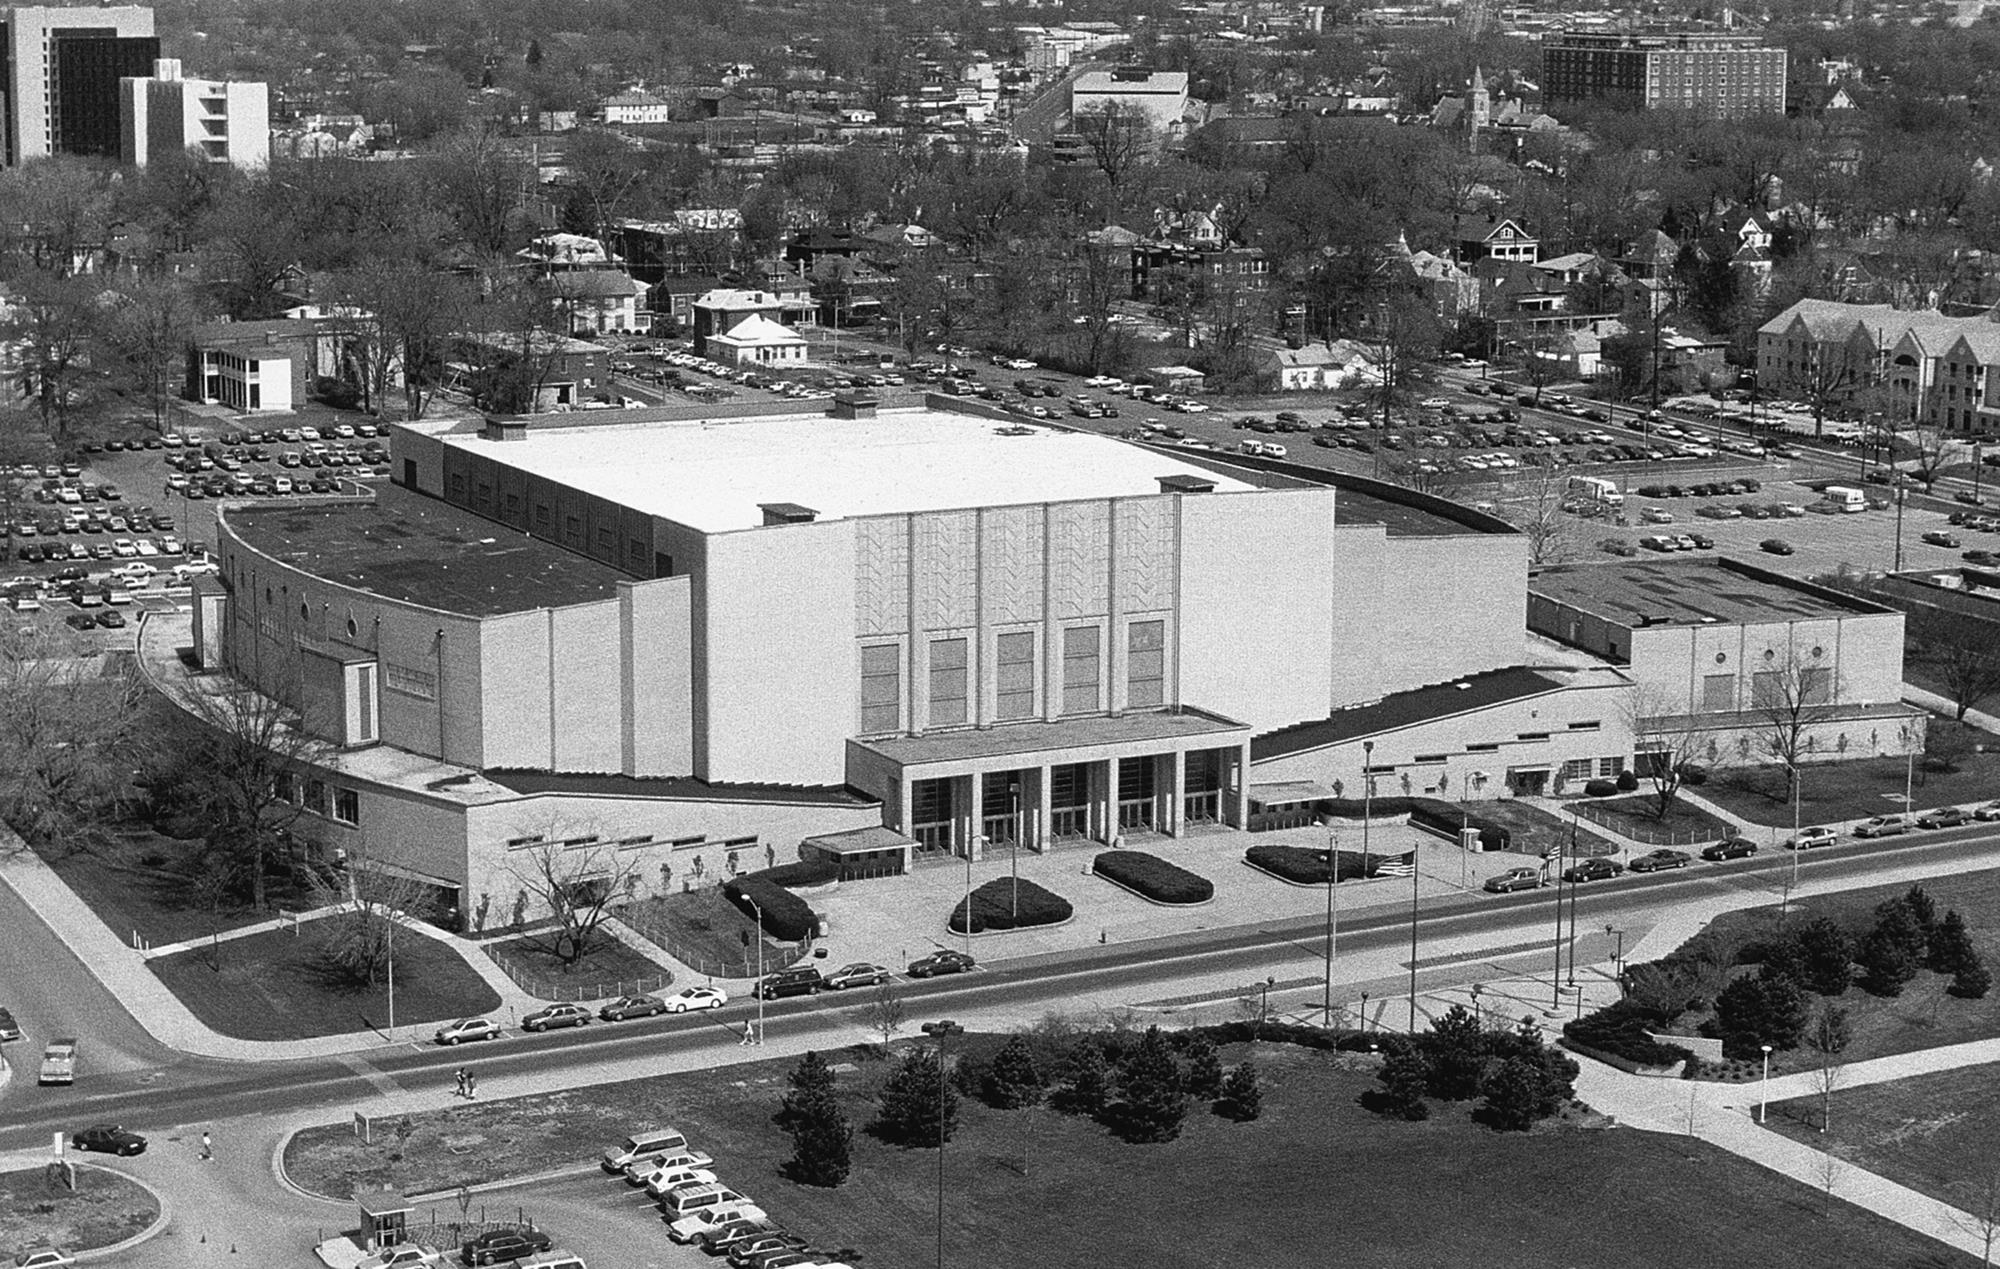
[1529,558,1888,628]
[223,485,631,617]
[419,405,1260,534]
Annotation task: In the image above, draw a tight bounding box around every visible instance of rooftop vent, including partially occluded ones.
[481,415,530,442]
[1157,474,1217,494]
[831,390,878,420]
[760,502,819,526]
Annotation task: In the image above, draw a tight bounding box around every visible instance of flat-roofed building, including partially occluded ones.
[1070,68,1188,136]
[1542,30,1787,114]
[119,57,268,170]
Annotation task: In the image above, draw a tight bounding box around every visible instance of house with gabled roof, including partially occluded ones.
[1455,216,1537,266]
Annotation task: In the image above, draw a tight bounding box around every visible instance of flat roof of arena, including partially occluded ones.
[1529,559,1884,628]
[225,485,630,617]
[433,408,1258,532]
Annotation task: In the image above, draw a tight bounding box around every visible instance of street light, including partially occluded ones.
[1606,924,1625,985]
[744,895,767,1045]
[929,1019,964,1269]
[1361,740,1375,875]
[1009,781,1021,922]
[1407,827,1420,1034]
[962,836,979,958]
[1759,1043,1774,1124]
[1322,828,1339,1026]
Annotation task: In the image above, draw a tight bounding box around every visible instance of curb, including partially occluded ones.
[275,1120,605,1206]
[271,1127,353,1208]
[72,1163,173,1263]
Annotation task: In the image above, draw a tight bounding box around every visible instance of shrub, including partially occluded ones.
[1217,1062,1262,1121]
[875,1048,958,1146]
[1929,910,1978,976]
[1094,850,1214,904]
[948,877,1072,934]
[1564,1000,1697,1068]
[982,1035,1047,1109]
[722,875,819,941]
[1184,1034,1224,1099]
[1245,844,1338,884]
[1952,957,1993,1000]
[1480,1048,1579,1131]
[1583,779,1618,798]
[1375,1046,1432,1120]
[1679,765,1709,786]
[1858,902,1926,996]
[1614,769,1639,792]
[754,860,841,889]
[1060,1039,1112,1116]
[1114,1027,1189,1143]
[1715,968,1809,1057]
[312,376,361,410]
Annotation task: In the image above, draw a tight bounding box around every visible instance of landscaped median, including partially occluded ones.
[0,1164,162,1260]
[1092,850,1213,905]
[1243,843,1403,886]
[947,877,1071,934]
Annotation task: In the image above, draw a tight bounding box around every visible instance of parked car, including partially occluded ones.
[1974,800,2000,822]
[694,1219,780,1255]
[641,1164,720,1198]
[1560,858,1625,883]
[1922,530,1963,548]
[821,962,890,990]
[14,1249,73,1269]
[1482,867,1545,893]
[1627,849,1692,873]
[598,995,669,1022]
[1854,815,1912,838]
[662,985,729,1013]
[1784,826,1839,850]
[460,1230,552,1266]
[355,1244,443,1269]
[907,949,976,978]
[727,1236,810,1269]
[622,1148,713,1184]
[521,1003,592,1032]
[1916,806,1970,829]
[433,1017,501,1045]
[1699,837,1758,862]
[0,1005,19,1042]
[69,1125,146,1156]
[1759,538,1795,556]
[603,1127,702,1173]
[756,966,824,999]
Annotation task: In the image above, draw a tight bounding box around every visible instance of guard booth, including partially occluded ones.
[356,1190,412,1251]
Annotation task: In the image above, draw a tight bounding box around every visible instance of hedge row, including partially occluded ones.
[1093,850,1214,905]
[1562,1000,1697,1071]
[1314,797,1511,852]
[949,877,1072,934]
[722,875,819,942]
[752,860,841,888]
[1244,844,1378,884]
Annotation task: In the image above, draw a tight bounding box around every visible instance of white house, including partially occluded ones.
[704,313,807,365]
[1271,340,1374,391]
[550,271,650,336]
[601,93,673,125]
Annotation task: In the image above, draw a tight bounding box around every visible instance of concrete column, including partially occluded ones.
[969,771,988,856]
[894,778,913,836]
[1161,751,1185,838]
[1089,759,1113,843]
[1106,501,1125,716]
[1228,741,1253,829]
[1029,765,1051,853]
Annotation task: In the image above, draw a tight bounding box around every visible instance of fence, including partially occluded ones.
[481,940,674,1003]
[1569,802,1721,847]
[617,899,810,980]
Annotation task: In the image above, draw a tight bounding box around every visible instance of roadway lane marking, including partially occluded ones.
[334,1052,404,1097]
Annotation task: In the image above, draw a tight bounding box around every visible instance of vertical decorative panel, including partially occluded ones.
[914,510,979,632]
[980,505,1044,626]
[1116,496,1176,614]
[1050,502,1110,621]
[854,515,909,637]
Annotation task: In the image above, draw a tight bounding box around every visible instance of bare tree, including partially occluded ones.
[1505,455,1572,566]
[1071,102,1154,191]
[1625,689,1708,818]
[1797,343,1865,440]
[1906,417,1962,488]
[304,848,441,987]
[0,623,149,856]
[1746,648,1840,811]
[1950,1170,2000,1268]
[100,275,212,431]
[2,271,103,440]
[1906,607,2000,722]
[1802,1003,1849,1133]
[507,829,643,965]
[1363,292,1442,429]
[1507,326,1569,405]
[1814,1145,1849,1218]
[869,981,907,1050]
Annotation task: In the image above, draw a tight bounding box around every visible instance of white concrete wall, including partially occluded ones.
[1627,610,1907,715]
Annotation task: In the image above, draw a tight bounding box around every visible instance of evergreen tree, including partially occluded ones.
[982,1034,1047,1109]
[1715,967,1809,1056]
[1902,885,1939,942]
[1952,956,1993,1000]
[1375,1045,1432,1121]
[1858,905,1926,997]
[1421,1004,1489,1101]
[1184,1034,1225,1100]
[875,1047,958,1147]
[1062,1038,1112,1116]
[779,1049,837,1128]
[1928,909,1978,976]
[1793,917,1854,997]
[1217,1061,1262,1121]
[1479,1046,1579,1131]
[786,1097,853,1186]
[1115,1026,1189,1143]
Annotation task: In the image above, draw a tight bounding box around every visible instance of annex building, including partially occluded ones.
[182,395,1655,928]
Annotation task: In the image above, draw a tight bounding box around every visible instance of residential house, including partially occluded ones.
[550,270,649,336]
[518,233,621,272]
[601,92,673,125]
[1270,339,1374,391]
[1456,216,1538,266]
[613,212,745,283]
[186,319,313,413]
[703,313,807,366]
[1756,298,2000,434]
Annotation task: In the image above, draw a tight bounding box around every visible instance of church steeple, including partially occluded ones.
[1467,65,1490,131]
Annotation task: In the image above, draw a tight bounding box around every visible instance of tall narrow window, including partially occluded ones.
[929,637,968,727]
[1062,626,1100,715]
[995,632,1035,720]
[1128,620,1166,708]
[859,643,901,735]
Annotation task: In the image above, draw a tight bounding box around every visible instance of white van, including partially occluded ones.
[602,1127,696,1173]
[658,1182,748,1221]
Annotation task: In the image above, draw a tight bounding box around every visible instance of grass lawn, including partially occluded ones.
[484,931,672,1000]
[1698,745,2000,828]
[36,827,310,947]
[1569,794,1737,846]
[1767,1064,2000,1209]
[1468,800,1620,859]
[619,891,770,981]
[284,1039,1973,1268]
[148,919,500,1040]
[0,1165,159,1255]
[1650,869,2000,1078]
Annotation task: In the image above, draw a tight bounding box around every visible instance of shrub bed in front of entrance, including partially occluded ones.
[1243,844,1376,885]
[948,877,1072,934]
[1093,850,1214,905]
[722,875,819,941]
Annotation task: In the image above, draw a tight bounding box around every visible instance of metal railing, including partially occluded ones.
[1051,806,1090,839]
[1117,797,1155,831]
[482,941,674,1003]
[1568,802,1723,846]
[617,900,810,980]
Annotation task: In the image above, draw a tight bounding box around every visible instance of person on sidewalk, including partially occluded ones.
[454,1068,466,1099]
[465,1072,477,1099]
[200,1131,212,1161]
[739,1018,756,1047]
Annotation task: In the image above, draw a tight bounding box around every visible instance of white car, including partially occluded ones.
[14,1250,74,1269]
[332,424,357,438]
[621,1148,714,1184]
[133,539,159,556]
[433,1017,501,1045]
[663,985,728,1012]
[642,1164,719,1198]
[354,1245,441,1269]
[667,1202,767,1244]
[110,538,137,558]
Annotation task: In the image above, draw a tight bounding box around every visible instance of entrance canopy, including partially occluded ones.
[1248,780,1337,808]
[801,825,915,878]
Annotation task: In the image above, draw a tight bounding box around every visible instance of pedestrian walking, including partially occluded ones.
[465,1072,477,1099]
[739,1018,755,1047]
[199,1131,212,1161]
[454,1068,466,1099]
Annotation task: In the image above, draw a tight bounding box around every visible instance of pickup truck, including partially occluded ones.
[39,1037,77,1085]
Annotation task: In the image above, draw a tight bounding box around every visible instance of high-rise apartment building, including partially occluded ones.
[120,57,268,169]
[0,5,157,164]
[1541,30,1787,114]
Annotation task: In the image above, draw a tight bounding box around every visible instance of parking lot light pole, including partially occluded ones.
[1323,828,1338,1026]
[1362,741,1375,874]
[963,836,980,958]
[1759,1044,1774,1124]
[745,895,766,1045]
[1408,834,1420,1033]
[1010,782,1021,922]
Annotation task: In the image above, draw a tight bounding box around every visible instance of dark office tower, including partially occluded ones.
[0,6,156,165]
[53,30,156,156]
[1541,29,1787,116]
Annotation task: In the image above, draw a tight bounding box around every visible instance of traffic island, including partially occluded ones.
[0,1164,163,1261]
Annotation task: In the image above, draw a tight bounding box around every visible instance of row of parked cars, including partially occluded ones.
[431,986,734,1044]
[754,950,976,1000]
[603,1127,858,1267]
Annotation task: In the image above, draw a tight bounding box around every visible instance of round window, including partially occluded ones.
[1812,645,1825,658]
[300,602,309,621]
[1714,652,1727,664]
[346,617,359,638]
[1764,649,1777,662]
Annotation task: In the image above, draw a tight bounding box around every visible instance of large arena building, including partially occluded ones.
[185,395,1646,926]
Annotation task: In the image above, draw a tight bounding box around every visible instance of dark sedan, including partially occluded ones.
[1699,837,1759,862]
[459,1229,552,1266]
[1917,806,1970,829]
[907,949,976,978]
[598,995,668,1022]
[1561,858,1625,883]
[1627,849,1692,873]
[70,1125,146,1156]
